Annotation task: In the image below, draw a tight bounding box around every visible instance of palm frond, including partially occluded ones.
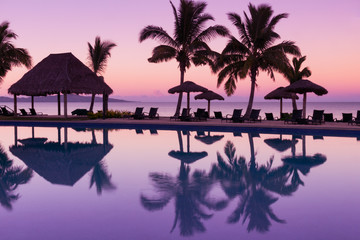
[148,45,177,63]
[139,25,178,47]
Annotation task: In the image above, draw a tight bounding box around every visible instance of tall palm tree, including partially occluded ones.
[214,3,301,118]
[87,36,116,112]
[139,0,228,116]
[281,56,312,110]
[0,21,32,83]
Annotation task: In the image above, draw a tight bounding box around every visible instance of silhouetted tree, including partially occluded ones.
[0,21,32,83]
[139,0,228,116]
[214,4,300,118]
[87,36,116,112]
[89,160,116,195]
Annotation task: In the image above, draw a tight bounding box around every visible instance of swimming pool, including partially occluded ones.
[0,126,359,239]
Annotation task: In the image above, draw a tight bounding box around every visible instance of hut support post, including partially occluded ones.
[57,93,61,115]
[64,93,67,118]
[207,100,211,118]
[303,93,307,118]
[31,96,34,109]
[103,93,108,119]
[14,126,18,147]
[57,127,61,143]
[14,94,17,117]
[280,98,283,116]
[187,92,190,116]
[64,127,68,151]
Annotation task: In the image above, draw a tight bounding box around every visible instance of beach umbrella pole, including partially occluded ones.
[303,93,307,118]
[208,100,211,117]
[280,98,283,116]
[187,92,190,116]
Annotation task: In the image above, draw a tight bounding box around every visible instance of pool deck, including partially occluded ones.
[1,116,360,137]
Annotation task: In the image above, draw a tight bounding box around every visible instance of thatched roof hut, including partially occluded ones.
[8,52,113,117]
[9,52,112,95]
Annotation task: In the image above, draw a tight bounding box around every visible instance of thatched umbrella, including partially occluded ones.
[194,91,224,117]
[168,81,207,115]
[8,52,113,117]
[264,138,297,152]
[264,87,298,116]
[283,79,328,118]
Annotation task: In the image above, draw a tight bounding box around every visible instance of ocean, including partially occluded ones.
[4,101,360,119]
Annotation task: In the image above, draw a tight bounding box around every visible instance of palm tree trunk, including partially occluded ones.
[174,67,185,116]
[248,133,256,170]
[89,93,95,112]
[244,70,257,119]
[291,94,297,110]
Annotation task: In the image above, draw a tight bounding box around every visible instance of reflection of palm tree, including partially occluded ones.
[0,145,32,210]
[211,137,299,233]
[141,142,226,236]
[89,160,116,195]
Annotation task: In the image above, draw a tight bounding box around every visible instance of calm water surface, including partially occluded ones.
[0,126,359,239]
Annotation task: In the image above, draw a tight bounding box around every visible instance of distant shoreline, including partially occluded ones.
[0,95,131,103]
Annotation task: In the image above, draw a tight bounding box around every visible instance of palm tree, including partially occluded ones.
[214,3,301,118]
[0,21,32,83]
[211,139,299,232]
[0,145,33,210]
[87,36,116,112]
[141,163,227,236]
[281,56,312,110]
[139,0,228,116]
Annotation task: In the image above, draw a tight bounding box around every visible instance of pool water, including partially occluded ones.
[0,126,359,240]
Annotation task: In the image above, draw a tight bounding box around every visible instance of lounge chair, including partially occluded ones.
[307,110,324,125]
[338,113,353,123]
[29,108,44,116]
[1,106,14,116]
[245,109,261,123]
[193,108,207,121]
[71,109,90,116]
[281,112,291,121]
[132,107,145,120]
[170,108,190,121]
[323,113,337,122]
[285,109,303,124]
[265,113,279,121]
[214,111,226,121]
[351,110,360,125]
[225,109,243,123]
[20,108,29,116]
[144,107,159,119]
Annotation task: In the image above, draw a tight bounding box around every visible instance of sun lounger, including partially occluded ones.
[29,108,44,116]
[144,107,159,119]
[338,113,353,123]
[323,113,337,122]
[285,109,303,124]
[349,110,360,125]
[20,108,29,116]
[71,109,90,116]
[1,106,14,116]
[132,107,145,120]
[307,110,324,125]
[214,111,225,121]
[245,109,261,123]
[170,108,190,121]
[265,113,279,121]
[225,109,243,122]
[193,108,207,121]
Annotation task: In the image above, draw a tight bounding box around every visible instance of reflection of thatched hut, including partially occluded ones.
[8,52,113,117]
[10,141,113,186]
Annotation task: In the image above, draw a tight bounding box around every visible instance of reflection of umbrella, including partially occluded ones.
[264,138,297,152]
[264,87,298,116]
[195,132,224,145]
[281,135,326,175]
[283,79,328,118]
[194,91,224,117]
[168,81,208,115]
[18,137,48,146]
[168,131,208,164]
[10,141,113,186]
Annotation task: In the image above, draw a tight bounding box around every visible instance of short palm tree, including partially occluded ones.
[281,56,312,110]
[0,21,32,83]
[87,36,116,112]
[214,3,301,118]
[139,0,228,116]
